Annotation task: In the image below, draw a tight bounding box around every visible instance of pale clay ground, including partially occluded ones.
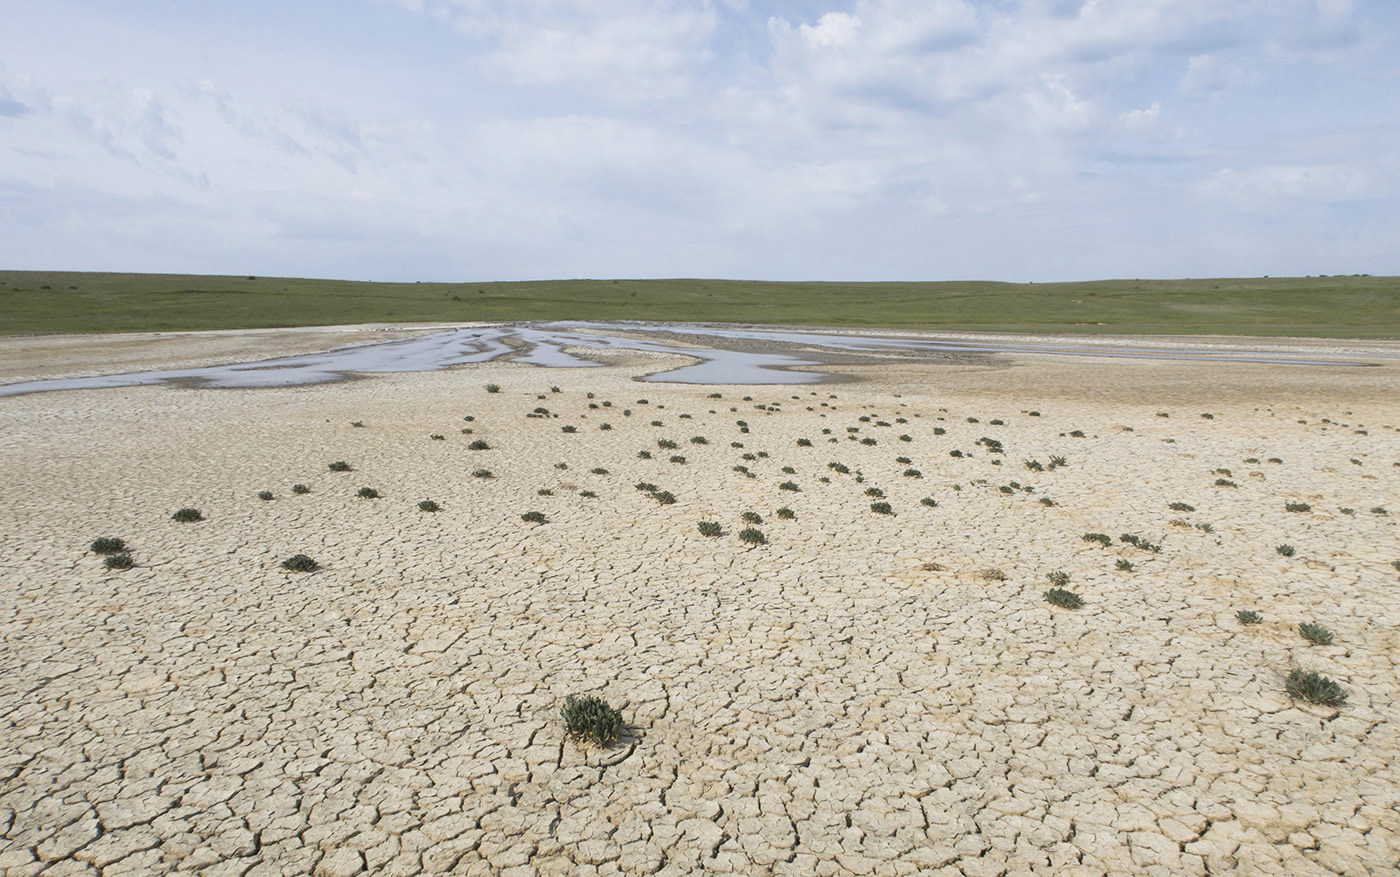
[2,329,1399,877]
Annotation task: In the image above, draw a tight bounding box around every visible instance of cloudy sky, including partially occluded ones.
[1,0,1395,282]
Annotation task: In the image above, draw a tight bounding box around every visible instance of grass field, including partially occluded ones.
[1,270,1396,338]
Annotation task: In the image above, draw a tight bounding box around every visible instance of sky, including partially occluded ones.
[0,0,1396,283]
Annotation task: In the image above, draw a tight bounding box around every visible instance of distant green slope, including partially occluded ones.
[1,271,1396,338]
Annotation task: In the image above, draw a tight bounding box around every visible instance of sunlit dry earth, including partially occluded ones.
[2,327,1398,876]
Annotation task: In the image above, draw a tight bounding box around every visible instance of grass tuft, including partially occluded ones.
[292,483,310,494]
[1044,588,1083,609]
[738,527,767,545]
[281,554,318,572]
[1285,669,1347,707]
[561,694,623,745]
[328,461,351,471]
[171,508,203,522]
[357,487,379,499]
[103,553,134,570]
[1298,622,1334,645]
[418,500,440,512]
[90,537,126,555]
[698,521,722,537]
[1236,609,1262,625]
[521,511,547,523]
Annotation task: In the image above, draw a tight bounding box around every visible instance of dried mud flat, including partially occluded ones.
[2,331,1400,877]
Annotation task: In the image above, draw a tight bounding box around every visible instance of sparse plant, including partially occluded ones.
[635,481,658,492]
[430,434,444,440]
[949,450,963,458]
[1276,544,1295,557]
[797,438,813,447]
[828,462,850,474]
[171,508,203,522]
[590,467,609,475]
[658,439,678,450]
[258,490,274,501]
[870,501,894,515]
[351,420,364,427]
[1082,533,1111,546]
[485,383,500,393]
[1285,669,1347,706]
[1049,455,1067,468]
[1168,502,1195,512]
[103,553,134,570]
[738,527,766,545]
[1069,430,1085,438]
[698,521,722,537]
[561,425,577,433]
[781,466,796,474]
[281,554,317,572]
[776,507,795,519]
[90,537,126,555]
[637,450,653,459]
[979,568,1006,581]
[860,437,877,445]
[1025,459,1044,472]
[1244,457,1259,464]
[537,489,553,496]
[899,434,912,442]
[418,500,440,512]
[1046,570,1070,587]
[579,490,596,498]
[1371,506,1389,515]
[357,487,379,499]
[1195,522,1214,533]
[1116,559,1133,571]
[779,481,799,491]
[933,427,946,435]
[1236,609,1262,625]
[292,483,310,494]
[1215,478,1237,487]
[896,456,912,464]
[652,490,676,505]
[561,694,623,745]
[521,511,547,523]
[669,455,686,464]
[741,511,763,524]
[865,487,884,497]
[1214,468,1232,476]
[328,461,351,471]
[903,469,922,478]
[1298,622,1334,645]
[1044,588,1083,609]
[1285,501,1312,513]
[1341,508,1355,515]
[920,497,938,507]
[1039,496,1056,506]
[471,469,493,479]
[468,439,490,451]
[690,436,708,445]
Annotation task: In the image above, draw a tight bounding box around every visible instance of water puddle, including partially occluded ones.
[0,322,1382,397]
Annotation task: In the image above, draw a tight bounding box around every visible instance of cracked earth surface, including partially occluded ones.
[3,338,1399,876]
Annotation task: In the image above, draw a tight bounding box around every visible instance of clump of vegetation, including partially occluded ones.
[870,501,894,515]
[471,469,493,479]
[590,467,609,475]
[933,427,946,435]
[653,490,677,505]
[998,485,1014,494]
[430,434,445,440]
[1119,534,1161,553]
[860,437,877,446]
[903,468,922,478]
[1048,455,1067,469]
[1236,609,1263,625]
[979,569,1007,581]
[292,483,310,494]
[1069,430,1085,438]
[1046,570,1070,587]
[521,511,547,523]
[741,511,763,524]
[1285,669,1347,707]
[1371,506,1389,516]
[328,461,351,471]
[1243,457,1259,464]
[895,456,912,465]
[350,420,365,427]
[468,439,490,451]
[1268,457,1283,464]
[738,527,766,545]
[1298,622,1334,645]
[1082,533,1111,547]
[258,490,274,501]
[1168,502,1195,512]
[1044,588,1083,609]
[1215,478,1238,487]
[637,450,653,459]
[357,487,380,499]
[1276,544,1295,557]
[1195,522,1214,533]
[669,455,687,464]
[1025,459,1044,472]
[797,438,813,447]
[579,490,597,498]
[418,500,440,512]
[698,521,722,537]
[560,425,577,433]
[171,508,203,522]
[776,507,795,520]
[920,497,938,507]
[899,434,912,442]
[949,450,964,458]
[537,488,553,496]
[1285,501,1312,513]
[1038,497,1056,506]
[690,436,708,445]
[281,554,318,572]
[90,537,126,555]
[485,383,500,393]
[1116,559,1134,571]
[561,694,623,745]
[657,439,678,450]
[1392,560,1400,572]
[779,481,799,491]
[104,553,134,570]
[828,462,850,474]
[635,481,658,492]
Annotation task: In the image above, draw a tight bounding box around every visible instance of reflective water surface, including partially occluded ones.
[0,322,1382,397]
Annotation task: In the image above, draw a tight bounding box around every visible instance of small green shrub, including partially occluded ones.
[599,423,612,430]
[579,490,597,498]
[1168,502,1195,512]
[635,481,658,492]
[1371,506,1389,515]
[776,507,795,520]
[292,484,310,494]
[779,481,799,491]
[1392,560,1400,571]
[1215,478,1237,487]
[590,467,609,475]
[103,553,134,570]
[281,554,318,572]
[1276,544,1295,557]
[949,450,964,458]
[865,487,884,497]
[781,465,796,474]
[1115,559,1133,571]
[561,425,577,433]
[1285,669,1347,707]
[797,438,813,447]
[860,437,877,445]
[1298,622,1334,645]
[471,469,493,479]
[920,497,938,507]
[738,527,766,545]
[903,469,922,478]
[430,434,445,440]
[171,508,203,522]
[870,501,894,515]
[1044,588,1083,609]
[419,500,440,512]
[1046,570,1070,587]
[1048,455,1067,468]
[328,461,351,471]
[521,511,547,523]
[1341,507,1356,515]
[468,439,490,451]
[1025,459,1044,472]
[828,462,850,474]
[690,436,708,445]
[257,490,274,501]
[1069,430,1085,438]
[637,450,653,459]
[357,487,379,499]
[1082,533,1111,546]
[561,694,623,745]
[669,455,686,464]
[933,427,946,435]
[350,420,364,427]
[899,434,912,442]
[485,383,501,393]
[1195,522,1214,533]
[1285,501,1312,513]
[658,439,678,450]
[1236,609,1262,625]
[652,490,676,505]
[998,485,1014,494]
[698,521,722,537]
[1243,457,1259,464]
[538,488,553,496]
[1039,497,1056,506]
[741,511,763,524]
[90,537,126,555]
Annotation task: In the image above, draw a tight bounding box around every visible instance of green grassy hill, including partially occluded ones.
[1,271,1395,338]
